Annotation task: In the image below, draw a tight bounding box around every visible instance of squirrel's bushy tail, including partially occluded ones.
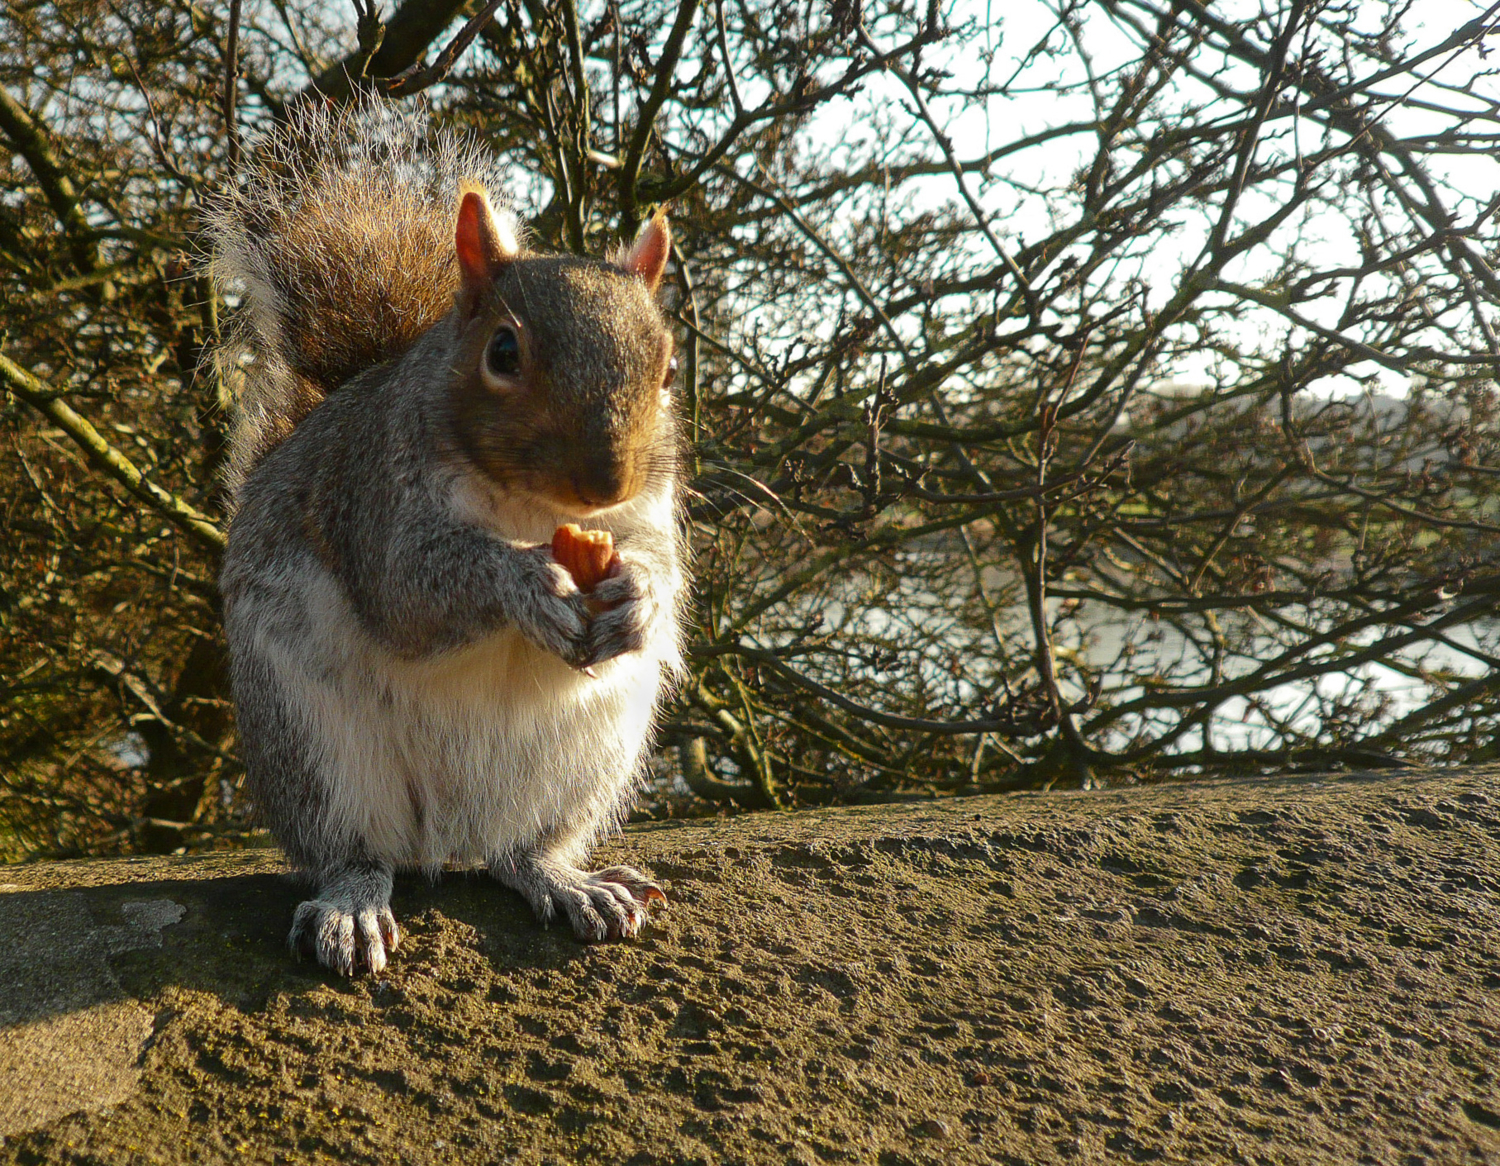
[206,101,517,496]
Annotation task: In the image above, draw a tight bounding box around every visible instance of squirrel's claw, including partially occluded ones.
[290,898,400,976]
[491,855,666,943]
[582,558,657,666]
[288,862,399,976]
[515,551,594,667]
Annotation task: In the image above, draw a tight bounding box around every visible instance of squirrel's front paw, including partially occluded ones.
[515,551,593,666]
[583,558,657,665]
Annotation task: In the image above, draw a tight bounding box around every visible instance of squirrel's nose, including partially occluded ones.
[571,460,635,508]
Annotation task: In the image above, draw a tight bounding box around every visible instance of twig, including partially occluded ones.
[382,0,504,96]
[618,0,702,227]
[0,352,225,552]
[0,85,98,272]
[224,0,243,172]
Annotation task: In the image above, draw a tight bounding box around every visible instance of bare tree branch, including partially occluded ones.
[306,0,469,101]
[0,85,98,272]
[0,353,225,552]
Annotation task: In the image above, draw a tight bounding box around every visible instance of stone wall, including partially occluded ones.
[2,767,1499,1164]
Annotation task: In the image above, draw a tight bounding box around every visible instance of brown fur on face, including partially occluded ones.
[446,256,679,512]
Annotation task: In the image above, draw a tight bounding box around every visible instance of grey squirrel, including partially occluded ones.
[208,103,686,975]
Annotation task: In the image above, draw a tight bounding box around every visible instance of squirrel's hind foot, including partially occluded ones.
[491,853,666,943]
[289,862,399,975]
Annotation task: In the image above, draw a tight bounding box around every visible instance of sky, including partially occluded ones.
[823,0,1500,397]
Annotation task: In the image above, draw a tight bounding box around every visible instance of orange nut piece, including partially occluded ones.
[551,524,620,592]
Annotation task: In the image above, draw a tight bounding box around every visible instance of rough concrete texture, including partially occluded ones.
[0,890,184,1135]
[1,767,1498,1165]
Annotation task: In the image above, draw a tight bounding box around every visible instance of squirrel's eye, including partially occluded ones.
[663,354,679,389]
[485,326,522,379]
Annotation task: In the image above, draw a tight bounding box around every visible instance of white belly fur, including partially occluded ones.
[258,571,667,871]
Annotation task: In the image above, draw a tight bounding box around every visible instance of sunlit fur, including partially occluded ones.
[212,106,686,969]
[230,438,679,875]
[221,298,685,881]
[447,258,679,512]
[205,102,521,501]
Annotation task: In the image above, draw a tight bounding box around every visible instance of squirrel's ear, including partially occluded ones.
[456,188,518,292]
[622,211,671,293]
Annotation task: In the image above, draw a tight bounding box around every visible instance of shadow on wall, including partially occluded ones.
[0,864,596,1138]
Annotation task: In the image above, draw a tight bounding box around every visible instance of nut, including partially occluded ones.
[551,524,620,592]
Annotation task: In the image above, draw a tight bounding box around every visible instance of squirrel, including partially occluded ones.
[207,103,686,975]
